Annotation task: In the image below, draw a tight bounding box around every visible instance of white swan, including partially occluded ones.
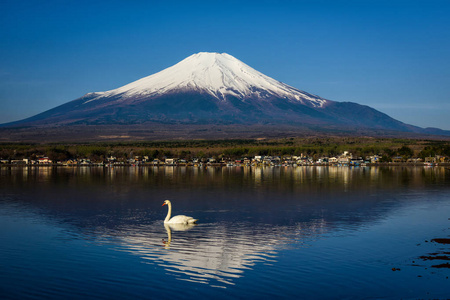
[162,200,198,224]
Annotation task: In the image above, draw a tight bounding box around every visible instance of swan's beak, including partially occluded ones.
[162,203,166,206]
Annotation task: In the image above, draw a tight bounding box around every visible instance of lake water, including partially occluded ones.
[1,166,449,299]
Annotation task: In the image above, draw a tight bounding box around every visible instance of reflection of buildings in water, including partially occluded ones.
[206,166,216,177]
[164,166,174,179]
[140,167,149,180]
[11,166,446,198]
[38,166,53,181]
[228,165,444,193]
[255,165,449,193]
[9,165,447,190]
[342,168,350,191]
[21,166,29,179]
[107,166,116,181]
[243,166,251,177]
[369,166,379,178]
[132,166,140,178]
[114,218,327,288]
[254,166,263,186]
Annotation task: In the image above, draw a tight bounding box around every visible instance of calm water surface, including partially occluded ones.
[0,166,449,299]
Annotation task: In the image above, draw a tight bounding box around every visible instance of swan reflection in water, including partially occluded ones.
[162,222,196,249]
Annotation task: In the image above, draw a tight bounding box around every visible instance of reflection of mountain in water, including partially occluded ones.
[110,219,327,287]
[1,166,449,287]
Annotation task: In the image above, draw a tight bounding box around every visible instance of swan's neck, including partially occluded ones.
[164,224,172,248]
[164,202,172,223]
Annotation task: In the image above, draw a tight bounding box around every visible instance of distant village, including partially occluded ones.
[1,150,447,167]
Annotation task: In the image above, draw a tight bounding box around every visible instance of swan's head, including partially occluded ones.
[162,199,171,206]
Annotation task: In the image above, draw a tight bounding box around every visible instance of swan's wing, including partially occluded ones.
[168,222,196,231]
[168,215,197,224]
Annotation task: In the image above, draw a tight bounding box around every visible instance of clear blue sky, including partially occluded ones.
[1,0,449,130]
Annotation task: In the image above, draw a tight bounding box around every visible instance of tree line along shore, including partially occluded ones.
[0,137,449,166]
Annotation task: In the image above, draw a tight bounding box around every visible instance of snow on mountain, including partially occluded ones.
[84,52,328,107]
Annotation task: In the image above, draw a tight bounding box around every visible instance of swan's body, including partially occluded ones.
[162,200,198,224]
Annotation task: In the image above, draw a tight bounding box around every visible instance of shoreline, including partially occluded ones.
[1,162,449,168]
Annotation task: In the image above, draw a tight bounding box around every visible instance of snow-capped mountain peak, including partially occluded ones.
[87,52,327,107]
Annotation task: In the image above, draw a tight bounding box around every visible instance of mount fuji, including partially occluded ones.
[2,52,449,140]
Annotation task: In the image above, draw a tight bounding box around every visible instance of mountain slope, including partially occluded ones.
[2,52,448,137]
